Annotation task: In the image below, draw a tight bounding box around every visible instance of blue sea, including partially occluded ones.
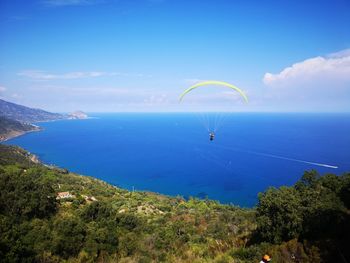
[5,113,350,207]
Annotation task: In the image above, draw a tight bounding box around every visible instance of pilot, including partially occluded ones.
[209,132,215,141]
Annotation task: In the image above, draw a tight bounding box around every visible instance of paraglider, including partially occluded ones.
[209,132,215,141]
[179,81,248,140]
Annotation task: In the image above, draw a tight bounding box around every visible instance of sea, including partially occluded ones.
[5,113,350,207]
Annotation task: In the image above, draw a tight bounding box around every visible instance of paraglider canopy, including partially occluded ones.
[179,80,248,103]
[179,80,248,137]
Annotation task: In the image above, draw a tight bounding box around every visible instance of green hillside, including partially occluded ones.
[0,144,349,262]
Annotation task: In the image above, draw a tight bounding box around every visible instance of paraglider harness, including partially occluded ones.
[209,132,215,141]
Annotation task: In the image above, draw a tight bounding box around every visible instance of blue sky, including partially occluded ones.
[0,0,349,112]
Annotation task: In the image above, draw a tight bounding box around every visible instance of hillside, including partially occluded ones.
[0,99,66,123]
[0,116,40,142]
[0,144,349,262]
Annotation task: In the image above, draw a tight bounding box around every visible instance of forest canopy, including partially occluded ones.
[0,145,349,262]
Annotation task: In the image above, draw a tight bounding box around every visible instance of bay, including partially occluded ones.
[5,113,350,207]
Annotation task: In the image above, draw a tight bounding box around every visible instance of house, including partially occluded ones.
[56,191,74,199]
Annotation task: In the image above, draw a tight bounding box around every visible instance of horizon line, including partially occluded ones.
[57,111,350,114]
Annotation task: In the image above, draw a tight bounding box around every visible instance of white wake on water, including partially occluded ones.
[212,144,339,169]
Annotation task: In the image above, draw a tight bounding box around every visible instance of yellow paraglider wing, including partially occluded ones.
[179,80,248,103]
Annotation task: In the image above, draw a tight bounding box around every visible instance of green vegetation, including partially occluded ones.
[255,170,350,262]
[0,144,349,262]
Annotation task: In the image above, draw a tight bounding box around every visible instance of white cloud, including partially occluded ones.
[18,70,109,80]
[0,86,6,93]
[263,49,350,87]
[28,85,169,104]
[0,86,6,99]
[42,0,104,7]
[21,84,179,111]
[11,93,21,99]
[143,94,169,106]
[262,49,350,111]
[327,49,350,58]
[110,72,152,78]
[18,70,151,80]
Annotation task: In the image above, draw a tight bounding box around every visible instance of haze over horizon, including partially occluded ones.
[0,0,349,112]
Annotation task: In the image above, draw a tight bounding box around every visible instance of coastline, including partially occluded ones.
[0,126,42,142]
[3,113,349,207]
[1,114,90,143]
[33,116,91,124]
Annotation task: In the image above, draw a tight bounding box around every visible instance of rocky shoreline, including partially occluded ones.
[0,125,41,142]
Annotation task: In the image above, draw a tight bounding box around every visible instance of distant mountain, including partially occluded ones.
[0,98,90,141]
[0,116,40,141]
[0,99,67,123]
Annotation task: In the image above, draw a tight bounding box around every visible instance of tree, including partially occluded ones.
[256,187,303,243]
[52,217,86,259]
[81,201,114,222]
[0,166,57,221]
[339,173,350,209]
